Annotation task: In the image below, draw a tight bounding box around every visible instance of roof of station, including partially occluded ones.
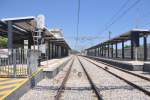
[86,29,150,50]
[1,16,54,38]
[0,16,71,49]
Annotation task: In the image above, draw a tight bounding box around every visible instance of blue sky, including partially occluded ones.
[1,0,150,50]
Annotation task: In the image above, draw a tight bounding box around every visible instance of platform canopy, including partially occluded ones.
[0,20,30,40]
[1,16,56,44]
[87,29,150,50]
[0,16,71,49]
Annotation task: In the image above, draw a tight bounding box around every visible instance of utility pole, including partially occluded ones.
[109,31,111,58]
[109,31,111,40]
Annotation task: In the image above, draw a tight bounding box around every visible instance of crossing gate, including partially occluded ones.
[0,49,39,78]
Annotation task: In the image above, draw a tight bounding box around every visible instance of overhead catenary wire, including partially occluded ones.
[75,0,80,48]
[102,0,141,33]
[103,0,131,32]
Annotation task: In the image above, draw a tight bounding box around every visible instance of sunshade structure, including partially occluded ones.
[0,16,70,58]
[0,16,52,48]
[86,29,150,61]
[0,16,69,48]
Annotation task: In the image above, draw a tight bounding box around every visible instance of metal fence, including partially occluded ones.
[0,49,38,78]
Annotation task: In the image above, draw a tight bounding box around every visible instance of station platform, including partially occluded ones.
[0,78,28,99]
[41,56,72,79]
[85,56,150,72]
[0,68,43,100]
[0,56,72,99]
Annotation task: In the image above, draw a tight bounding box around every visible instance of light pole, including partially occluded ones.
[109,31,111,40]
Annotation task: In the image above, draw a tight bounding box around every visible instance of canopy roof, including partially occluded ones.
[86,29,150,50]
[0,16,71,49]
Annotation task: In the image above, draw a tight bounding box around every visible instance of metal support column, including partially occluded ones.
[51,42,54,58]
[48,41,50,59]
[58,46,61,58]
[66,48,68,56]
[131,40,134,60]
[64,47,66,56]
[28,39,32,49]
[8,21,13,49]
[104,45,106,57]
[131,32,139,60]
[54,44,56,58]
[98,47,100,56]
[94,48,96,56]
[101,47,102,56]
[102,46,103,56]
[115,43,118,58]
[61,47,63,57]
[144,35,147,61]
[96,47,99,57]
[122,41,124,59]
[99,47,101,56]
[111,44,113,58]
[108,44,109,58]
[105,45,107,57]
[55,45,57,57]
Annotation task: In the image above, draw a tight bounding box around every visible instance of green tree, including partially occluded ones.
[124,45,130,48]
[0,36,8,48]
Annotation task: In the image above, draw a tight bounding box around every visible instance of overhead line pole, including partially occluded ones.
[75,0,80,49]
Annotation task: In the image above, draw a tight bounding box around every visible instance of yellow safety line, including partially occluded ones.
[0,79,28,100]
[0,80,24,85]
[1,67,43,99]
[0,83,18,90]
[31,68,43,77]
[0,78,11,81]
[0,90,12,96]
[0,67,43,100]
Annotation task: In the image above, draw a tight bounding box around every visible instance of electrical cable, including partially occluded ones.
[102,0,141,33]
[75,0,80,48]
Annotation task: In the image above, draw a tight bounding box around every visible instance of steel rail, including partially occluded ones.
[77,56,103,100]
[81,56,150,97]
[55,57,74,100]
[84,55,150,82]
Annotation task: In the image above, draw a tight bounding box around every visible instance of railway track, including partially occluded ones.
[20,55,150,100]
[77,56,103,100]
[81,56,150,97]
[55,56,103,100]
[85,56,150,81]
[55,57,75,100]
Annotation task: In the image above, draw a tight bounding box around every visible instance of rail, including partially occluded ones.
[81,56,150,97]
[55,57,74,100]
[85,55,150,82]
[77,56,103,100]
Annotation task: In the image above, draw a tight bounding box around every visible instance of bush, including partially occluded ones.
[0,36,8,48]
[124,45,130,48]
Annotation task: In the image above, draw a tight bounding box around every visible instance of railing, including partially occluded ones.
[0,49,39,78]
